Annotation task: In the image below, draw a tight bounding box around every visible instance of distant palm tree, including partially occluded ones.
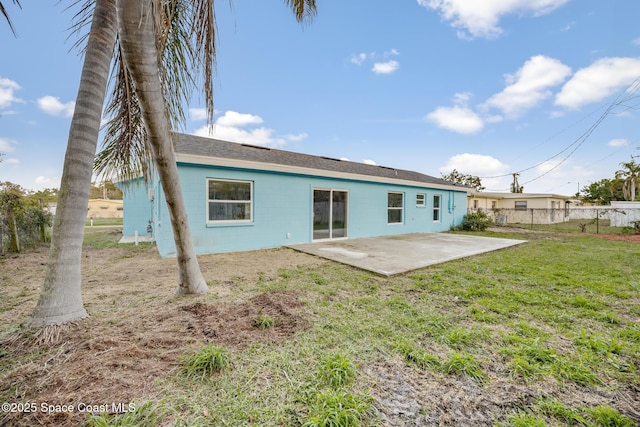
[1,0,21,36]
[615,159,640,201]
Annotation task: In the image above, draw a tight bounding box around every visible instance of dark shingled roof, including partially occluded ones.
[174,133,461,189]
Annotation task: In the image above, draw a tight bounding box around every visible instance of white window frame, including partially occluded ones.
[433,194,441,222]
[416,193,426,207]
[388,192,404,224]
[206,178,253,224]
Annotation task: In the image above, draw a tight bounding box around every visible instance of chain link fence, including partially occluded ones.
[0,208,52,255]
[468,206,640,234]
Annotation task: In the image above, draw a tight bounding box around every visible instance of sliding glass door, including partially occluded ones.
[313,189,348,240]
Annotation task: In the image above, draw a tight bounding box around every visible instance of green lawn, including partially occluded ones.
[3,229,639,426]
[151,231,638,426]
[84,217,123,227]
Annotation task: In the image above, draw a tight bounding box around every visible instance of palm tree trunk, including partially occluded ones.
[116,0,208,294]
[28,0,117,327]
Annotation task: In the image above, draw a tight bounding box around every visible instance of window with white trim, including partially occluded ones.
[433,194,441,222]
[388,192,404,224]
[515,201,527,211]
[207,179,253,223]
[416,193,426,207]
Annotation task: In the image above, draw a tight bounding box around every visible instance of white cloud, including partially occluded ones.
[192,110,304,148]
[418,0,571,39]
[351,53,368,65]
[0,77,22,109]
[351,50,400,73]
[215,110,263,127]
[441,153,509,176]
[35,176,56,186]
[189,107,209,121]
[37,96,75,117]
[633,37,640,46]
[362,159,377,165]
[372,60,400,75]
[483,55,571,118]
[560,21,575,32]
[194,124,284,147]
[426,105,484,134]
[440,153,510,190]
[608,138,629,148]
[555,57,640,109]
[284,133,308,142]
[0,137,17,153]
[3,158,19,166]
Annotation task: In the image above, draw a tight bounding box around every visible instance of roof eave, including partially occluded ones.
[176,152,464,192]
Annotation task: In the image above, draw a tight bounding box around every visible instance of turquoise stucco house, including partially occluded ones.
[119,133,469,257]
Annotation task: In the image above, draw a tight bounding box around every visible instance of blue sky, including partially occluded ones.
[1,0,639,195]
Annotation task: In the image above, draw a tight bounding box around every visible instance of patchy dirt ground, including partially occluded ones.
[592,233,640,242]
[1,229,639,426]
[0,238,324,426]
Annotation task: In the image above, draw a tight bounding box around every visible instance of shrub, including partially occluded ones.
[459,211,493,231]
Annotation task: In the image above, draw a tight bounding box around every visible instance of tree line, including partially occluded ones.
[580,158,640,205]
[0,181,122,254]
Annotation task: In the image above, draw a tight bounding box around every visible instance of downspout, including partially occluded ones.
[448,190,455,228]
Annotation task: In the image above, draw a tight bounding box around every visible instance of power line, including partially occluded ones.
[478,75,640,182]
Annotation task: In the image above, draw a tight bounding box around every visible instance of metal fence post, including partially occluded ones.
[530,209,534,230]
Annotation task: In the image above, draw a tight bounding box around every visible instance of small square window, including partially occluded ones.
[515,201,527,211]
[416,193,425,206]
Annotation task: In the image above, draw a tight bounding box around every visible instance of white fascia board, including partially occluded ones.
[176,153,464,192]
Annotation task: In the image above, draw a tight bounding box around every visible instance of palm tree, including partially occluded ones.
[115,0,209,294]
[28,0,117,327]
[615,159,640,201]
[106,0,316,294]
[30,0,317,326]
[1,0,21,36]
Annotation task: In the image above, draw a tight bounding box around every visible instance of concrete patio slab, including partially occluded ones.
[287,233,526,276]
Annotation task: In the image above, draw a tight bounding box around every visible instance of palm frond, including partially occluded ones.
[64,0,96,55]
[283,0,316,23]
[1,0,22,37]
[95,45,152,184]
[190,0,216,124]
[159,0,198,130]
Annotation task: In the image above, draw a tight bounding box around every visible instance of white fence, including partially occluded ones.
[470,206,640,229]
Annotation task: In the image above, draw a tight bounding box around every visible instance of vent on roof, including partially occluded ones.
[377,165,395,170]
[241,143,271,150]
[320,156,342,162]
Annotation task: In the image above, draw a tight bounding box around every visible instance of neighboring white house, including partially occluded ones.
[468,192,573,225]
